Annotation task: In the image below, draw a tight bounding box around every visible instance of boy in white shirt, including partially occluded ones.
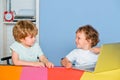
[61,25,100,70]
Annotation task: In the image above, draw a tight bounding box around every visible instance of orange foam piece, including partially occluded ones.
[0,66,22,80]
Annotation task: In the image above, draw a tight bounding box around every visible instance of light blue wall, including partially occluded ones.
[40,0,120,66]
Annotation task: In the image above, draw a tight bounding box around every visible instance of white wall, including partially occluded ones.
[0,0,4,63]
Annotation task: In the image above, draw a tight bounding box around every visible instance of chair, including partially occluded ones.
[1,56,40,65]
[1,56,12,65]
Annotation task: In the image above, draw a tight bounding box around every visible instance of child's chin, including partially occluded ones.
[28,44,34,47]
[76,46,80,48]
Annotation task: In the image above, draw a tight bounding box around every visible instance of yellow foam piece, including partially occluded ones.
[81,69,120,80]
[94,43,120,73]
[80,43,120,80]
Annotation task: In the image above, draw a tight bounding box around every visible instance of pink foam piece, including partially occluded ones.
[20,66,47,80]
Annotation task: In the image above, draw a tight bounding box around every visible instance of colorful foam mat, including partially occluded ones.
[0,66,84,80]
[0,66,120,80]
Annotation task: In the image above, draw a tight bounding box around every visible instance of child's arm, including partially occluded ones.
[90,47,101,54]
[39,55,54,68]
[61,57,72,68]
[12,50,45,67]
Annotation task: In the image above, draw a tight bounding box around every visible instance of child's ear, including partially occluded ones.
[88,39,92,45]
[20,38,24,42]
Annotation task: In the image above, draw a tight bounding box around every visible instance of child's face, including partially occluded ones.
[75,31,91,49]
[20,35,36,47]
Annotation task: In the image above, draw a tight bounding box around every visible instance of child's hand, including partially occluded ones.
[45,61,54,68]
[61,58,72,68]
[65,62,72,68]
[33,62,45,67]
[90,47,100,54]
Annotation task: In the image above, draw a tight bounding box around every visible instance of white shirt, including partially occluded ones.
[66,49,99,70]
[10,41,44,62]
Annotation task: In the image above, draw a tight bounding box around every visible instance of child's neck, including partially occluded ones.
[21,42,31,48]
[82,45,91,50]
[83,47,91,50]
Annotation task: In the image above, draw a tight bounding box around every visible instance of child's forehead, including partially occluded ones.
[76,31,85,35]
[76,31,86,37]
[27,34,35,37]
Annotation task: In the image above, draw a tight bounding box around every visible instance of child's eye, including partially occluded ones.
[30,35,35,38]
[78,37,80,39]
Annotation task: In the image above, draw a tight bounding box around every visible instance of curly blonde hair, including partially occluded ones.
[13,20,38,42]
[76,25,99,47]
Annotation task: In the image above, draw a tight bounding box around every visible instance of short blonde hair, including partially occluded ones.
[13,20,38,42]
[76,25,99,47]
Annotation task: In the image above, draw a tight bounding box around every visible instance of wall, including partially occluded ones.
[40,0,120,66]
[0,0,4,62]
[11,0,35,16]
[0,0,39,64]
